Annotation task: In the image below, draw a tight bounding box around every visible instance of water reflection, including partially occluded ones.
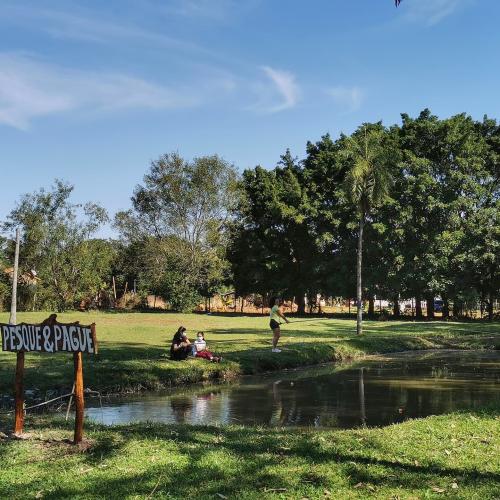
[87,350,500,429]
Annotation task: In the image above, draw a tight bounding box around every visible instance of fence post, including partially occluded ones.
[73,352,84,444]
[14,352,25,435]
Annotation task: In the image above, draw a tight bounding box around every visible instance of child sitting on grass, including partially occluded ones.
[193,332,222,363]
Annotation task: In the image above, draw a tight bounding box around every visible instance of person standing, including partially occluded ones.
[269,297,289,353]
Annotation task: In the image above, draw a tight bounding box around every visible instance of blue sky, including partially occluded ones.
[1,0,499,235]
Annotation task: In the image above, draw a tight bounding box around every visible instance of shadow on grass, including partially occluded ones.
[1,320,497,397]
[2,413,498,499]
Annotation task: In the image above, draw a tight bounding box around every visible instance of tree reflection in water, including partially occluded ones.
[87,351,500,429]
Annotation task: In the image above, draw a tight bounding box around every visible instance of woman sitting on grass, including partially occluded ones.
[193,332,222,363]
[170,326,192,361]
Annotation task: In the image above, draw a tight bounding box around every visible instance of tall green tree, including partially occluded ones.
[2,180,111,311]
[342,125,393,334]
[115,153,240,311]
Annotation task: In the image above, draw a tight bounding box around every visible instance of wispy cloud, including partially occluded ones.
[403,0,472,26]
[0,4,218,58]
[258,66,300,113]
[165,0,259,21]
[326,86,364,112]
[0,53,201,130]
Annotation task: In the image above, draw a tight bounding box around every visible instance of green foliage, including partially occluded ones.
[2,180,111,311]
[115,153,240,311]
[230,151,320,312]
[342,124,393,216]
[229,110,499,320]
[0,237,9,310]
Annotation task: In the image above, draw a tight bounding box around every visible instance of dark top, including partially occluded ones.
[170,341,190,361]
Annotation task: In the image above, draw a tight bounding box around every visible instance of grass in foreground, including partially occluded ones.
[0,409,499,499]
[0,311,498,395]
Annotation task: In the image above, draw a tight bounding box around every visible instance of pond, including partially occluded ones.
[86,350,500,429]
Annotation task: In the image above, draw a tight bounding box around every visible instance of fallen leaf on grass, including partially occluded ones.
[451,482,459,489]
[323,489,332,497]
[216,494,228,499]
[35,491,44,499]
[79,467,93,474]
[354,483,364,489]
[444,449,452,456]
[414,460,420,466]
[431,486,446,493]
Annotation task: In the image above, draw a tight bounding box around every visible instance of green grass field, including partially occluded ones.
[1,312,499,499]
[1,408,499,499]
[1,311,498,396]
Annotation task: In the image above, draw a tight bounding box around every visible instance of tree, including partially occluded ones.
[0,237,10,310]
[115,152,240,311]
[2,180,110,311]
[230,150,320,314]
[343,125,393,334]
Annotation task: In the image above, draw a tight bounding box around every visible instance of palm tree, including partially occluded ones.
[343,126,392,335]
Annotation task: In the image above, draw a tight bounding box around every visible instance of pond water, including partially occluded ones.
[86,350,500,429]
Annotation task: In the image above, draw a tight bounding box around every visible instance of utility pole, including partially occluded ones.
[9,228,24,436]
[9,228,20,325]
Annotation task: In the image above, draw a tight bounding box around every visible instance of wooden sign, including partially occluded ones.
[1,322,97,354]
[2,314,97,444]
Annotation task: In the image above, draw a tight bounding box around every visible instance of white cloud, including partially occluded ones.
[260,66,300,113]
[403,0,472,26]
[168,0,237,20]
[326,86,364,112]
[0,54,200,130]
[0,4,217,58]
[163,0,260,21]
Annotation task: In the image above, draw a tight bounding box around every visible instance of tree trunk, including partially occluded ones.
[393,295,400,318]
[488,292,494,322]
[452,299,460,318]
[442,297,450,319]
[359,368,366,427]
[426,297,435,319]
[415,293,423,319]
[356,216,364,335]
[296,292,305,315]
[368,296,375,318]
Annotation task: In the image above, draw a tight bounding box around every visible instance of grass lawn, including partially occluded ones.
[0,311,499,396]
[0,408,499,499]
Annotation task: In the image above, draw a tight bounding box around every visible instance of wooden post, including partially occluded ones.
[11,228,23,435]
[73,352,84,444]
[14,351,25,435]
